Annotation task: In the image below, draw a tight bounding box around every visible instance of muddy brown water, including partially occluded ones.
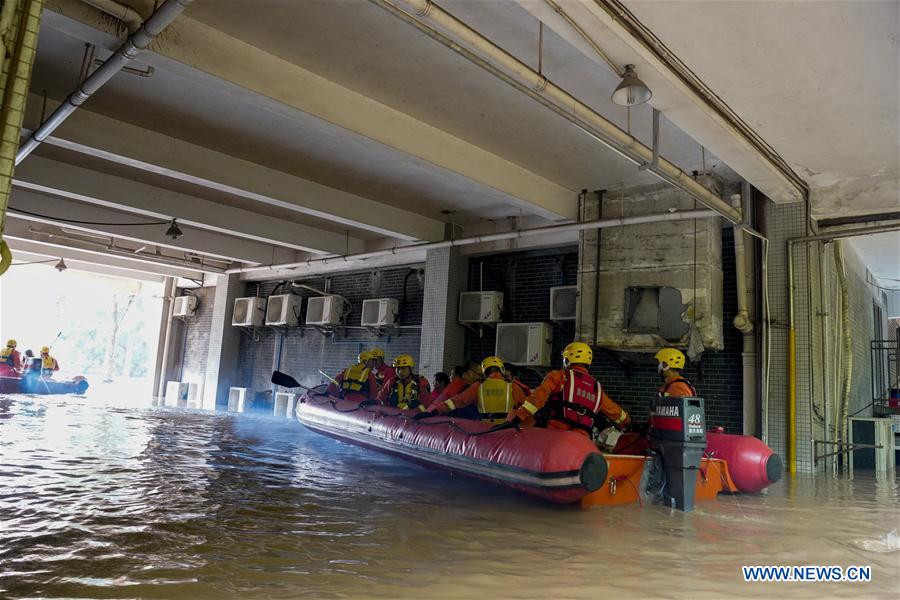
[1,393,897,599]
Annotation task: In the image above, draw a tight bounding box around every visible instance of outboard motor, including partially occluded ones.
[649,395,706,512]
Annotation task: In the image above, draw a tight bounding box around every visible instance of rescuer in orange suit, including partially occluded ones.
[368,348,395,393]
[419,356,527,424]
[655,347,697,398]
[377,355,431,412]
[430,361,482,404]
[326,350,379,403]
[0,339,22,376]
[509,342,630,436]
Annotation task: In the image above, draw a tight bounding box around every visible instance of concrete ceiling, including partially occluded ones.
[10,0,895,281]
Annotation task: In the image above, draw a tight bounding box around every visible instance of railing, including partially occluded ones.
[870,339,899,415]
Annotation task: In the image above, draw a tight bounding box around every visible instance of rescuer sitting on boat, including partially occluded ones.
[0,339,22,376]
[39,346,60,377]
[326,350,379,403]
[503,362,532,397]
[655,348,697,398]
[430,361,481,403]
[368,347,395,393]
[377,354,431,412]
[419,356,528,424]
[431,372,450,399]
[508,342,630,436]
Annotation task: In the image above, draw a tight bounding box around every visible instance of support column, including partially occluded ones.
[203,273,242,410]
[153,276,176,399]
[576,190,600,344]
[418,246,468,379]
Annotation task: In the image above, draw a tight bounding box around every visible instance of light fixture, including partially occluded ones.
[611,64,652,107]
[54,258,67,272]
[165,219,183,240]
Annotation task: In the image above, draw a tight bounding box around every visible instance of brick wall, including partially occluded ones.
[462,241,744,432]
[177,286,214,384]
[236,264,425,392]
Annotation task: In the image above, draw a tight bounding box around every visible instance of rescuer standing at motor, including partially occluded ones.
[0,339,22,376]
[420,356,527,424]
[655,347,697,398]
[509,342,630,435]
[327,350,379,403]
[377,355,431,412]
[39,346,60,377]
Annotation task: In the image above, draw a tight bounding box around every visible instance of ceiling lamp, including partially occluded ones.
[165,219,183,240]
[54,258,67,272]
[611,64,652,107]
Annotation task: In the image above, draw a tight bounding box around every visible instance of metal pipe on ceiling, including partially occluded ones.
[15,0,193,165]
[80,0,143,33]
[226,208,720,275]
[370,0,743,224]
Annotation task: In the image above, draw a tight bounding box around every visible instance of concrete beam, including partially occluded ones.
[40,1,577,223]
[8,188,297,264]
[4,228,207,279]
[9,248,166,283]
[13,154,362,256]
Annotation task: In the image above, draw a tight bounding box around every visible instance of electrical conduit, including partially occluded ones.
[833,240,852,453]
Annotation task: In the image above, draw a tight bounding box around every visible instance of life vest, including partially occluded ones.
[546,368,603,432]
[659,377,697,398]
[1,347,15,366]
[477,377,513,424]
[341,363,371,394]
[393,377,423,410]
[41,356,57,375]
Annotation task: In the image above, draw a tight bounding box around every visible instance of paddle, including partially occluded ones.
[271,370,320,393]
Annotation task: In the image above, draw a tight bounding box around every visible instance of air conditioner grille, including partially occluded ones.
[362,301,380,324]
[307,297,325,323]
[459,294,482,322]
[266,296,285,323]
[233,300,248,323]
[552,286,577,319]
[498,327,528,363]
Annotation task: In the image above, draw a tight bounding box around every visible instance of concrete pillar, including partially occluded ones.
[418,246,468,379]
[152,276,176,399]
[202,273,243,410]
[576,191,600,344]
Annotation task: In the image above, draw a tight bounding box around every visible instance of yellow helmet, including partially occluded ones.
[6,339,16,348]
[655,347,686,370]
[480,356,505,373]
[358,350,374,364]
[40,346,50,354]
[370,348,385,359]
[562,342,593,366]
[393,354,415,368]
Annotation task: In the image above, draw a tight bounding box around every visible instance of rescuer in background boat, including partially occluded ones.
[368,348,395,393]
[431,372,450,399]
[0,339,22,376]
[655,348,697,398]
[419,356,527,424]
[39,346,60,377]
[327,350,379,403]
[377,354,431,412]
[509,342,630,436]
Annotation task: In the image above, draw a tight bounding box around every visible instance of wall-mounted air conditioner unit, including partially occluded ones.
[458,291,503,324]
[361,298,399,327]
[173,295,197,317]
[274,392,297,418]
[227,387,248,412]
[232,297,266,327]
[265,294,302,327]
[164,380,188,406]
[550,286,578,321]
[496,322,552,367]
[306,295,346,327]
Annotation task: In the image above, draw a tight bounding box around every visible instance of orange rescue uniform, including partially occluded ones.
[514,364,630,436]
[326,368,378,402]
[430,377,469,404]
[377,374,432,410]
[658,375,697,398]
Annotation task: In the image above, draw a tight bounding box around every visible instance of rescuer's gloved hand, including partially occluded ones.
[412,410,436,420]
[505,415,521,427]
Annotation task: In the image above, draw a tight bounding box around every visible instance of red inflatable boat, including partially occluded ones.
[295,391,608,504]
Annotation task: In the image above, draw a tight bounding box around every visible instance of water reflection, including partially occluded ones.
[1,393,897,599]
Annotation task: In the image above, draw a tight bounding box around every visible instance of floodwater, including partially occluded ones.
[1,392,898,600]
